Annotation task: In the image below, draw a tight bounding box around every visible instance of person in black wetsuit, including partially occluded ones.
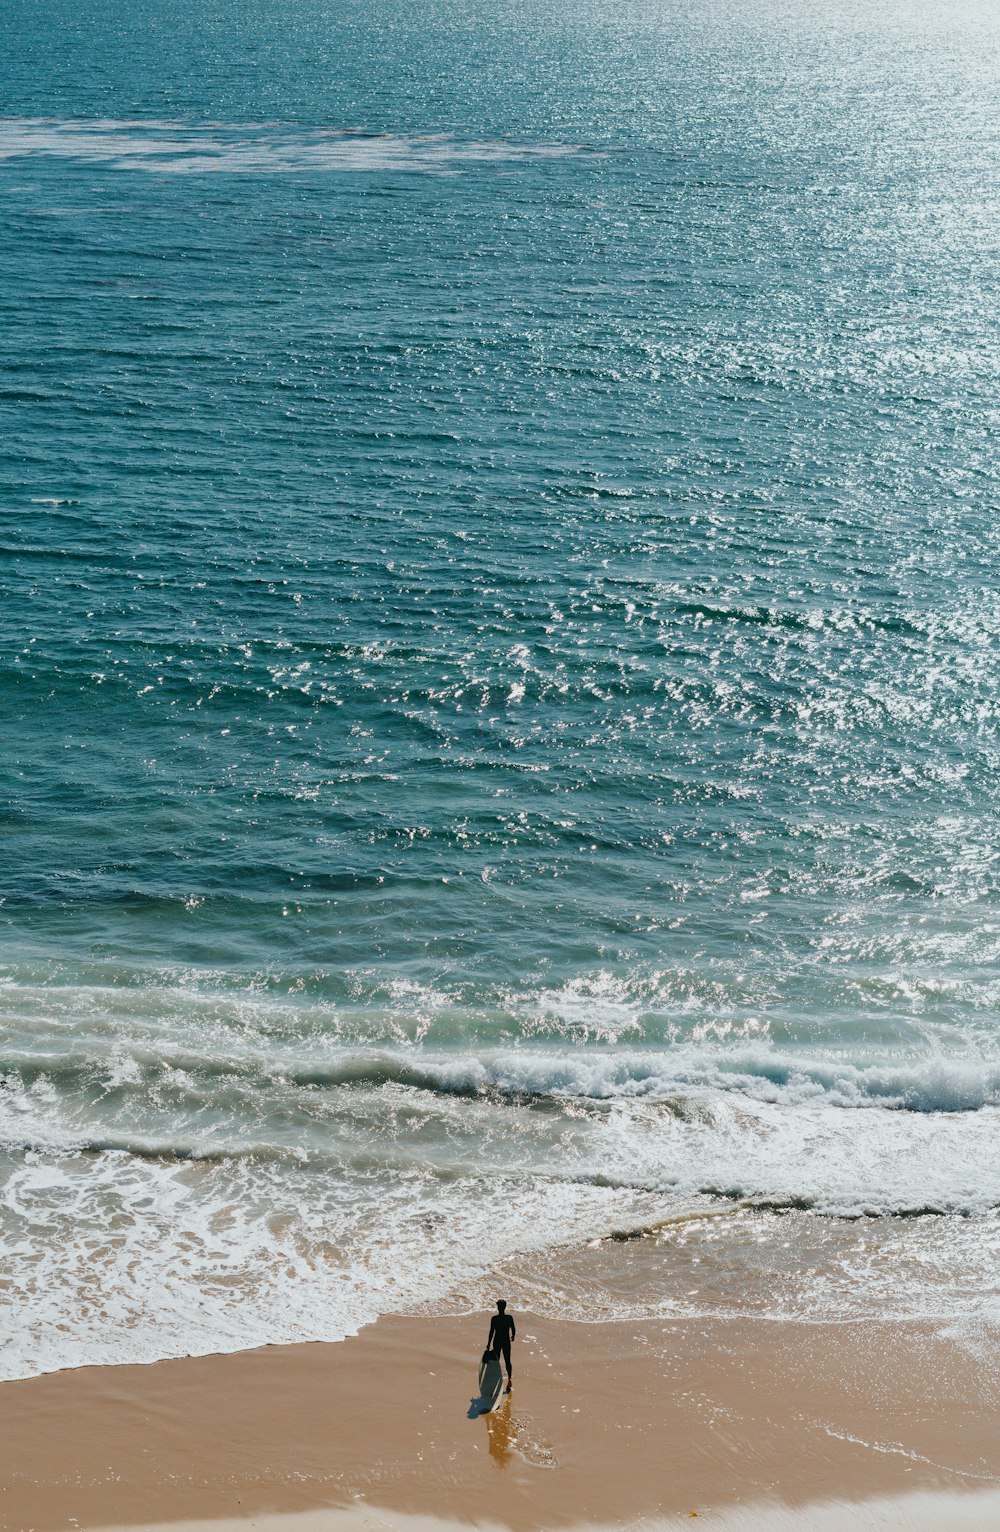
[487,1299,516,1392]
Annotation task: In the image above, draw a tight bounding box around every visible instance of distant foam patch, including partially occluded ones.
[0,118,581,174]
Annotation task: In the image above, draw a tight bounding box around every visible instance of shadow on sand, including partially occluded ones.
[468,1385,502,1419]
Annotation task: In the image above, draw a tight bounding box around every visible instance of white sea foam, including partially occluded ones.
[0,119,580,174]
[77,1493,1000,1532]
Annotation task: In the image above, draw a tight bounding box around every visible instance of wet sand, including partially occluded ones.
[3,1311,999,1532]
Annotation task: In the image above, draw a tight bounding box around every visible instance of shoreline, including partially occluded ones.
[4,1307,999,1532]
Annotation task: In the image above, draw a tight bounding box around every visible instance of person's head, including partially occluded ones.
[496,1299,507,1313]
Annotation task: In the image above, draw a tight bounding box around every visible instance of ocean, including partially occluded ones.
[2,0,999,1380]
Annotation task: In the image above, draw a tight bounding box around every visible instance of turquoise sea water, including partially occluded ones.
[2,0,999,1377]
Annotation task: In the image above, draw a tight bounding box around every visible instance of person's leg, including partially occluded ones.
[501,1339,512,1384]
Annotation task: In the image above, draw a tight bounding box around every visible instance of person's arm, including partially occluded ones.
[510,1317,516,1341]
[488,1317,497,1347]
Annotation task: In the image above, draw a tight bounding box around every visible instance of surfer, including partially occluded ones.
[487,1300,516,1392]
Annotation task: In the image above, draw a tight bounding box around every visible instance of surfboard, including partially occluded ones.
[477,1349,505,1413]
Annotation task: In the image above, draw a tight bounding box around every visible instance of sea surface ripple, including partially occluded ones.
[1,0,999,1378]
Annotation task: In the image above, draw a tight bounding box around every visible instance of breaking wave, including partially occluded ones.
[7,1038,1000,1113]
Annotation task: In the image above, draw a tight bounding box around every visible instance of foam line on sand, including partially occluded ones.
[83,1491,1000,1532]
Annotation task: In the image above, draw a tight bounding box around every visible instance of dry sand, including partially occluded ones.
[3,1311,1000,1532]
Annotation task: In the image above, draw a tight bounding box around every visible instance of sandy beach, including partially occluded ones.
[4,1305,1000,1532]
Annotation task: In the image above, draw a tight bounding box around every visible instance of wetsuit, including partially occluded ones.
[488,1311,516,1378]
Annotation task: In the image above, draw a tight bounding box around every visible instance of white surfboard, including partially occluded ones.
[477,1350,505,1413]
